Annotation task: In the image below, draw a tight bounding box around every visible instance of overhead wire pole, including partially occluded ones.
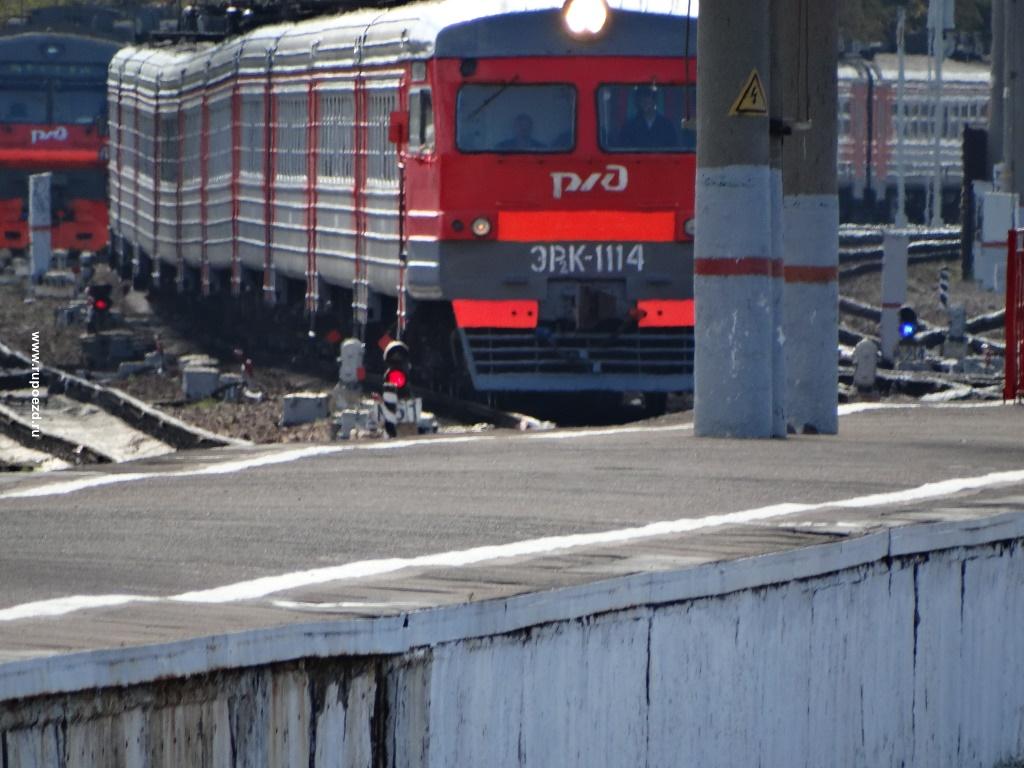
[693,0,777,438]
[989,0,1005,179]
[928,0,947,226]
[895,7,908,228]
[778,0,839,435]
[768,0,787,438]
[1007,0,1024,203]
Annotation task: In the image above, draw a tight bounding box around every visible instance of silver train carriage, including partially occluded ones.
[837,53,990,223]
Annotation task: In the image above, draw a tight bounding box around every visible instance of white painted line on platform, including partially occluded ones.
[3,465,1023,622]
[0,426,695,501]
[3,402,1003,502]
[0,595,159,622]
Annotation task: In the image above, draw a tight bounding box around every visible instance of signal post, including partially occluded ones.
[694,0,777,438]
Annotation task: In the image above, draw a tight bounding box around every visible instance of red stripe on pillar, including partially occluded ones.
[783,265,838,284]
[694,257,781,277]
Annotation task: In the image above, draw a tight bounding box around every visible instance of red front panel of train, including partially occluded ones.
[404,56,695,392]
[406,56,694,302]
[0,125,108,250]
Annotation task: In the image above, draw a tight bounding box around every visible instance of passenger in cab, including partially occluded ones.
[497,113,545,150]
[617,86,677,149]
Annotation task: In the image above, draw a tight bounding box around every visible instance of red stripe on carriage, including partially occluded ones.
[453,300,539,329]
[497,211,676,242]
[636,299,694,328]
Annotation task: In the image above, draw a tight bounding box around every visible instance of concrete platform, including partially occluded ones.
[0,402,1020,670]
[1,403,1023,765]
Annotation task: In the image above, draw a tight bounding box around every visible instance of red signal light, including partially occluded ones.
[384,368,408,389]
[93,298,109,311]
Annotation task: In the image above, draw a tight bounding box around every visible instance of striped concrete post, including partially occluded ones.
[880,232,909,363]
[694,0,775,438]
[780,0,839,435]
[28,173,52,284]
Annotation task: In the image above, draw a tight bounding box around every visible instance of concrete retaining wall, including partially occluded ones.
[2,527,1022,767]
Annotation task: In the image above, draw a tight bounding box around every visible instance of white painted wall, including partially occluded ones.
[2,538,1022,767]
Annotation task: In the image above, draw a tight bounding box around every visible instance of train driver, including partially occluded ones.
[497,113,546,151]
[617,86,677,149]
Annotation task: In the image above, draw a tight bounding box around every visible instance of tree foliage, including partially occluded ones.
[839,0,992,52]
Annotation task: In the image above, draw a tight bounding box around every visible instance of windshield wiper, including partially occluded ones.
[467,76,520,120]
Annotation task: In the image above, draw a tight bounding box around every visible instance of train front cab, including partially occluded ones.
[404,10,697,396]
[0,34,116,255]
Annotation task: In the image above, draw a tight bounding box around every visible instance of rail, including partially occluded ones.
[1006,228,1024,402]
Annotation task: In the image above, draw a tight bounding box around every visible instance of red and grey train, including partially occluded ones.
[108,0,698,399]
[0,32,119,255]
[838,52,990,223]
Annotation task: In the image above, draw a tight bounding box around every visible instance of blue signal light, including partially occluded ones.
[897,305,918,340]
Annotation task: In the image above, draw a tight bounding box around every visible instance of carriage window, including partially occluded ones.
[409,87,434,153]
[457,84,574,153]
[598,84,695,153]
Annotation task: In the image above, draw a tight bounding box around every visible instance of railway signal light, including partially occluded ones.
[86,284,113,332]
[562,0,609,37]
[898,305,918,340]
[382,340,411,397]
[381,340,411,437]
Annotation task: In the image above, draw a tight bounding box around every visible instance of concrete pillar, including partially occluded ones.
[989,0,1005,177]
[28,173,52,283]
[768,0,787,438]
[879,232,909,363]
[1006,0,1024,202]
[779,0,840,435]
[694,0,775,438]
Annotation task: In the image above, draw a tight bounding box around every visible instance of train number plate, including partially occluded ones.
[529,243,645,275]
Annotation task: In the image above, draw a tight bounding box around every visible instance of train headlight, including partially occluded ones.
[471,217,492,238]
[683,218,696,237]
[563,0,609,37]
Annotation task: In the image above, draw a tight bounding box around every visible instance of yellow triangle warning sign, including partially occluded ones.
[729,69,768,116]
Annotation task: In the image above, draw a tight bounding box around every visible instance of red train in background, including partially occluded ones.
[108,0,699,402]
[0,32,120,256]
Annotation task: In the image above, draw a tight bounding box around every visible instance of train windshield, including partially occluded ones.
[53,86,107,125]
[0,88,47,124]
[598,84,696,153]
[456,84,575,153]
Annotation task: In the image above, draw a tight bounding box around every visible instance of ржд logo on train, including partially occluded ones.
[550,164,629,199]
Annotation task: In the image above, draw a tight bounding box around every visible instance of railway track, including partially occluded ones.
[0,339,242,472]
[838,228,962,279]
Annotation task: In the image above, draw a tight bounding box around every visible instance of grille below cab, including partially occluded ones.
[458,328,695,393]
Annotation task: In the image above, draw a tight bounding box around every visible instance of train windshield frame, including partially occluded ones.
[456,83,576,154]
[0,70,108,125]
[597,83,696,154]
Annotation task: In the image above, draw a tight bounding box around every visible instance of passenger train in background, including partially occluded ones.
[107,0,699,403]
[0,31,120,256]
[838,52,990,223]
